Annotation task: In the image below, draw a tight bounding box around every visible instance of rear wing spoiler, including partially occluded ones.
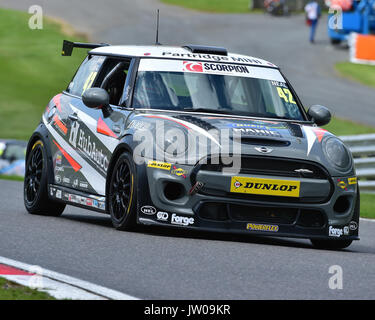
[62,40,110,56]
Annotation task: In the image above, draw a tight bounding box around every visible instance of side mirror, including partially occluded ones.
[82,87,109,109]
[307,105,331,126]
[82,87,112,117]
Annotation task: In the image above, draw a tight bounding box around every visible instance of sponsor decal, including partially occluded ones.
[246,223,279,232]
[64,193,105,210]
[343,226,349,235]
[171,213,194,226]
[53,140,82,172]
[56,154,62,166]
[49,187,56,197]
[233,127,282,138]
[337,178,348,191]
[230,176,300,197]
[147,160,171,171]
[203,62,249,74]
[157,211,169,221]
[139,59,284,82]
[349,221,358,231]
[69,122,109,173]
[163,51,231,62]
[127,120,150,130]
[271,80,287,88]
[228,121,287,130]
[189,181,204,195]
[141,205,157,215]
[98,201,105,210]
[79,181,89,189]
[55,165,64,172]
[183,61,203,72]
[329,226,343,238]
[348,177,357,185]
[171,166,187,178]
[56,189,62,199]
[69,194,79,204]
[233,180,243,189]
[162,51,265,65]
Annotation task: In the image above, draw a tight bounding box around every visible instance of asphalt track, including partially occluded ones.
[1,0,375,299]
[1,180,375,299]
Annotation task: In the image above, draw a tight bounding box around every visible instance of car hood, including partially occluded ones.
[130,110,352,176]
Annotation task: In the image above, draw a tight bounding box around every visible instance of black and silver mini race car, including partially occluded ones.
[24,41,359,249]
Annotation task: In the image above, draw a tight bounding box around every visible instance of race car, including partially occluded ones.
[0,140,27,176]
[24,41,360,249]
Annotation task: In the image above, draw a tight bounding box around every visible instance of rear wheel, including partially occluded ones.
[310,239,352,250]
[24,140,65,216]
[108,152,137,230]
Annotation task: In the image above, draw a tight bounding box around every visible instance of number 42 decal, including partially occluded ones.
[277,87,296,104]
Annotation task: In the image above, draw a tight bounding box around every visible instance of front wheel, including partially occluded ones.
[24,139,65,216]
[108,152,137,230]
[310,239,353,250]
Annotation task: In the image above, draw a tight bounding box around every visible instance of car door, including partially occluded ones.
[48,54,106,197]
[59,55,135,196]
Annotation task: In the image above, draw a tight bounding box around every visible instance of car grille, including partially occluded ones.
[197,202,326,228]
[195,155,329,179]
[191,155,333,203]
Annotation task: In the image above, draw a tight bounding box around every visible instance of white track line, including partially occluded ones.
[0,256,139,300]
[360,218,375,223]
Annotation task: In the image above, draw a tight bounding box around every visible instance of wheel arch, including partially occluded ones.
[105,137,134,206]
[26,123,55,186]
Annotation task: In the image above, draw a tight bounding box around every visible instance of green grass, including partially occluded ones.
[324,117,375,136]
[0,8,87,140]
[160,0,262,13]
[0,277,55,300]
[0,175,23,182]
[335,62,375,89]
[360,193,375,219]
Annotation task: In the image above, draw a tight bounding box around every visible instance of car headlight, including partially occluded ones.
[156,127,188,156]
[323,136,352,171]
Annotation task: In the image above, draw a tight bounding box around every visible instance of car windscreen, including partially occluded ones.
[132,59,305,121]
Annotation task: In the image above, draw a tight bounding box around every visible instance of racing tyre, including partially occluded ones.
[24,140,65,216]
[108,152,137,230]
[310,239,352,250]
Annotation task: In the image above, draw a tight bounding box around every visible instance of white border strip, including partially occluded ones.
[0,256,139,300]
[360,217,375,223]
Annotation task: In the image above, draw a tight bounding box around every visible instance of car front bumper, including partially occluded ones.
[136,157,360,241]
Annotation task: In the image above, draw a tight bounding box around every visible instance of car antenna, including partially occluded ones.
[155,9,161,45]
